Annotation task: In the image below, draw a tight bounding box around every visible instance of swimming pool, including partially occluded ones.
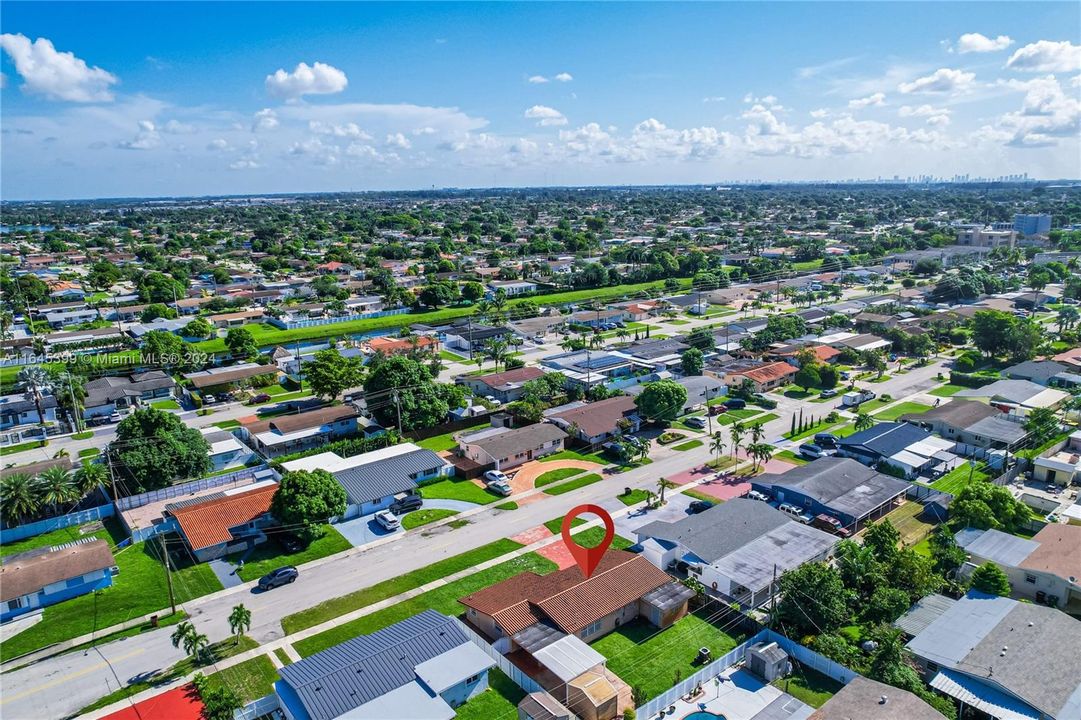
[682,712,726,720]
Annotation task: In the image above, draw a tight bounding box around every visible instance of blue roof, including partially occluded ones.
[838,421,931,457]
[278,610,468,720]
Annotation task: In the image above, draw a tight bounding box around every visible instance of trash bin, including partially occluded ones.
[150,615,159,627]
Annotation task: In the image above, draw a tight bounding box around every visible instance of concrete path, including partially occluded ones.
[207,558,244,589]
[419,499,479,512]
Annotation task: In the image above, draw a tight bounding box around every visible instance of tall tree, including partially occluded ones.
[305,348,365,400]
[270,470,348,542]
[227,604,252,645]
[109,407,211,493]
[970,562,1011,596]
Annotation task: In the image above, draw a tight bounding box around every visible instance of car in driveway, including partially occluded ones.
[389,494,423,514]
[257,566,298,590]
[248,393,272,405]
[723,398,747,410]
[683,416,707,429]
[485,477,513,496]
[746,489,770,502]
[819,389,838,399]
[814,432,838,448]
[484,470,510,484]
[277,532,304,554]
[374,510,401,530]
[799,443,828,459]
[812,514,852,538]
[779,503,813,524]
[688,500,714,514]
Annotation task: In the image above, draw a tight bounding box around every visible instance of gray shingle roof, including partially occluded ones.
[637,498,788,562]
[278,610,467,720]
[466,423,566,461]
[333,448,443,504]
[753,457,908,521]
[838,422,931,457]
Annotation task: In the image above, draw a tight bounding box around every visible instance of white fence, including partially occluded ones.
[758,629,859,685]
[116,466,268,511]
[0,503,114,543]
[266,308,409,331]
[233,693,281,720]
[453,618,542,694]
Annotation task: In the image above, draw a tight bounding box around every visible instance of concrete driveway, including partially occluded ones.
[333,514,403,547]
[614,493,693,538]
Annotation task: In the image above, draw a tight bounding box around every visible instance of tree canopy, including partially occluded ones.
[364,355,465,431]
[632,379,688,423]
[305,348,365,400]
[109,407,211,493]
[270,469,348,541]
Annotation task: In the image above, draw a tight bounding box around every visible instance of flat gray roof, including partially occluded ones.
[955,528,1038,568]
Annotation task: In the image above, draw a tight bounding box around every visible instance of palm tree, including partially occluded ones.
[487,338,509,372]
[227,604,252,646]
[656,477,677,505]
[750,422,765,445]
[0,473,40,524]
[188,630,210,663]
[171,621,196,656]
[1056,306,1079,334]
[636,438,650,465]
[730,422,746,461]
[855,412,874,433]
[616,328,630,344]
[709,432,726,466]
[559,336,577,353]
[17,366,54,437]
[38,466,78,513]
[74,463,108,497]
[747,442,774,471]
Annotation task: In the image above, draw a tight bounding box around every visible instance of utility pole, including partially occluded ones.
[392,389,402,433]
[769,563,778,630]
[158,533,176,615]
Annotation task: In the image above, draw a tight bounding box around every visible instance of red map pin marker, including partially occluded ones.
[561,504,615,579]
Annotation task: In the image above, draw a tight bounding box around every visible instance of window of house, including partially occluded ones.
[581,619,603,638]
[1025,574,1037,584]
[8,597,23,610]
[927,661,939,673]
[466,674,480,684]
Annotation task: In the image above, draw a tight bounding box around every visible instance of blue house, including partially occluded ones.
[275,610,495,720]
[1,539,117,623]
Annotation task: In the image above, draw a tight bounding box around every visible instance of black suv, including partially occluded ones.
[688,500,714,514]
[814,432,838,448]
[257,566,298,590]
[390,494,423,514]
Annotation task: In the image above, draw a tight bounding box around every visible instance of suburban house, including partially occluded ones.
[166,481,278,562]
[182,363,280,397]
[126,317,193,342]
[906,591,1081,720]
[274,610,495,720]
[0,393,58,445]
[767,343,841,366]
[489,279,538,296]
[900,400,1026,457]
[207,309,265,328]
[835,422,957,479]
[568,308,628,328]
[542,351,637,390]
[545,396,640,444]
[720,361,797,393]
[751,457,908,530]
[954,524,1081,613]
[82,371,176,420]
[1032,429,1081,486]
[627,375,726,414]
[456,423,567,470]
[44,308,100,329]
[635,498,839,609]
[442,322,512,352]
[808,677,946,720]
[954,378,1069,416]
[364,335,441,357]
[456,366,547,404]
[1002,359,1073,387]
[613,337,692,372]
[238,405,360,458]
[280,443,449,518]
[1,539,117,623]
[199,427,257,470]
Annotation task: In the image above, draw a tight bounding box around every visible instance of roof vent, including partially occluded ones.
[1028,621,1035,627]
[879,695,888,705]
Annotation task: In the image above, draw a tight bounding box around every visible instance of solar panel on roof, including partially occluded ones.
[580,355,625,370]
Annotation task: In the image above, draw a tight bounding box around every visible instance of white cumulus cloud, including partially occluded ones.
[956,33,1013,53]
[117,120,161,150]
[897,68,975,94]
[385,132,412,149]
[1006,40,1081,73]
[309,121,371,139]
[265,61,348,100]
[848,92,885,109]
[0,33,117,102]
[554,72,573,82]
[251,108,279,132]
[527,75,549,84]
[525,105,568,126]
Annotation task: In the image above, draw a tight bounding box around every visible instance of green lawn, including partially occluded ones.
[929,383,966,397]
[1,525,223,660]
[150,399,181,410]
[538,449,608,464]
[930,463,991,495]
[784,420,835,441]
[281,539,523,634]
[1,521,113,558]
[439,350,466,361]
[454,668,525,720]
[535,467,586,487]
[672,440,703,451]
[856,398,891,414]
[780,386,815,399]
[78,448,101,459]
[415,421,487,452]
[72,430,95,440]
[774,450,811,465]
[591,612,744,701]
[618,489,651,506]
[543,473,603,495]
[665,319,691,325]
[1,439,45,454]
[231,525,351,583]
[402,509,458,530]
[494,501,518,511]
[873,401,932,421]
[274,647,293,666]
[206,654,279,703]
[772,662,843,708]
[544,516,585,534]
[419,476,501,504]
[213,419,241,430]
[294,553,557,657]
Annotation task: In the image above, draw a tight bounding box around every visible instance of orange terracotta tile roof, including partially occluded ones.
[460,550,674,635]
[734,361,796,384]
[367,336,440,354]
[170,484,277,551]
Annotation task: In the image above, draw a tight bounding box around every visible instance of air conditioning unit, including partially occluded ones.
[746,641,791,682]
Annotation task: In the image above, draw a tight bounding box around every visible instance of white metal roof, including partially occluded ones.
[532,634,606,683]
[413,642,495,694]
[929,670,1038,720]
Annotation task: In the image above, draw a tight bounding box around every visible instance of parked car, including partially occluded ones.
[389,494,423,514]
[839,371,851,380]
[814,433,838,448]
[203,394,218,405]
[723,398,747,410]
[684,416,707,429]
[248,393,272,404]
[709,404,727,416]
[486,478,513,496]
[746,489,770,502]
[374,509,401,531]
[257,566,298,590]
[277,532,304,554]
[778,503,812,524]
[484,470,510,483]
[819,389,838,398]
[688,500,714,514]
[108,412,122,423]
[799,443,826,459]
[812,514,852,538]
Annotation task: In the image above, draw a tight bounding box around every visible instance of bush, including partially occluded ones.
[949,371,997,388]
[503,356,525,370]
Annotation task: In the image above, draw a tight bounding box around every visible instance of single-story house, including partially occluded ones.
[954,379,1069,416]
[125,317,194,342]
[900,400,1026,456]
[613,337,691,371]
[721,361,797,393]
[808,677,946,720]
[199,427,257,470]
[542,351,637,389]
[457,423,567,470]
[166,481,278,562]
[281,443,450,518]
[568,309,628,328]
[0,393,58,440]
[906,591,1081,720]
[1002,360,1071,387]
[207,309,265,328]
[751,457,908,530]
[545,396,641,444]
[238,405,360,458]
[635,498,838,609]
[954,524,1081,613]
[83,371,176,420]
[489,280,538,297]
[835,422,955,478]
[442,323,512,352]
[182,363,280,396]
[624,374,726,414]
[456,367,547,404]
[1032,429,1081,486]
[275,610,495,720]
[44,308,100,329]
[1,539,117,623]
[364,335,441,357]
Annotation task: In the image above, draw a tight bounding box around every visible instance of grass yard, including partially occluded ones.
[206,654,279,703]
[544,516,585,534]
[1,521,115,558]
[774,450,810,465]
[856,398,891,414]
[150,399,181,410]
[1,523,223,660]
[672,440,703,451]
[872,401,932,421]
[929,383,966,397]
[665,319,691,325]
[419,476,501,504]
[886,500,939,548]
[535,467,586,487]
[591,611,745,701]
[780,386,815,400]
[930,463,991,495]
[538,449,608,464]
[72,430,95,440]
[415,422,488,452]
[1,439,45,454]
[544,473,603,495]
[784,421,835,441]
[294,553,557,657]
[402,509,458,530]
[618,489,651,506]
[213,419,241,430]
[771,662,842,708]
[282,539,523,633]
[78,448,100,458]
[231,525,351,583]
[439,350,466,361]
[683,488,722,504]
[274,647,293,665]
[494,501,518,511]
[454,668,525,720]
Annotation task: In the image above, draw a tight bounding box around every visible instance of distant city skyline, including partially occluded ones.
[2,2,1079,200]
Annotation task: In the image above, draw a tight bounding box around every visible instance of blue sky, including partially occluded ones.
[2,2,1079,199]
